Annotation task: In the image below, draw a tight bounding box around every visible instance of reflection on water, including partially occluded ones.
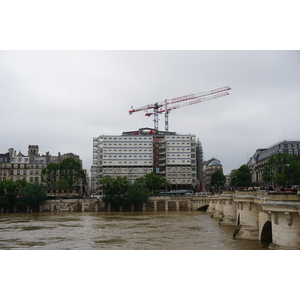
[0,211,264,250]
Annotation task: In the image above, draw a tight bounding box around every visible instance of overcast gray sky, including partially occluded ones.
[1,50,299,174]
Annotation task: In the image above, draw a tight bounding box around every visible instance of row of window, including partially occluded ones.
[11,158,29,163]
[166,154,191,157]
[279,149,299,155]
[103,161,152,164]
[166,136,192,140]
[103,171,149,175]
[102,149,152,152]
[169,179,192,183]
[102,144,152,148]
[0,176,39,182]
[103,155,152,158]
[101,167,153,170]
[167,160,192,163]
[0,164,45,169]
[0,170,40,175]
[166,148,191,151]
[167,142,191,146]
[103,137,152,141]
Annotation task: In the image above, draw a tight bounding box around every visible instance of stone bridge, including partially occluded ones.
[205,190,300,250]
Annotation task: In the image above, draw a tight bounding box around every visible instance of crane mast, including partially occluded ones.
[129,86,231,131]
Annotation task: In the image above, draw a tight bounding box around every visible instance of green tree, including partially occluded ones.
[145,172,161,193]
[41,162,59,192]
[3,179,18,207]
[100,176,130,209]
[231,164,251,188]
[275,173,286,187]
[19,183,47,209]
[160,177,171,192]
[262,153,300,187]
[0,180,11,210]
[56,179,69,198]
[125,179,149,205]
[59,157,86,196]
[144,172,171,193]
[0,179,27,210]
[211,169,226,188]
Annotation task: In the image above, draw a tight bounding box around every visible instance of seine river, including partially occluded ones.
[0,211,265,250]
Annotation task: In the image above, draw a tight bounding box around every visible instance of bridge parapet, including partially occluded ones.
[265,192,300,203]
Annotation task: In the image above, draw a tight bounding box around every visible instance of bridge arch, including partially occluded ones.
[197,205,209,211]
[261,221,272,243]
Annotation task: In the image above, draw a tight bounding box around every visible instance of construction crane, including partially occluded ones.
[129,86,231,131]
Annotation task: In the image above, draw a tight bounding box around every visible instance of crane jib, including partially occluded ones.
[129,86,231,131]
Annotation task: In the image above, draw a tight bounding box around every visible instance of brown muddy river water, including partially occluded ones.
[0,211,265,250]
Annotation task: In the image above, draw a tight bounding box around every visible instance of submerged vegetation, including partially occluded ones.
[0,179,47,211]
[100,172,171,210]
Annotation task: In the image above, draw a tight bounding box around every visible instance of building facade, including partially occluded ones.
[91,128,204,195]
[247,140,300,186]
[0,145,87,196]
[0,152,10,182]
[203,158,223,190]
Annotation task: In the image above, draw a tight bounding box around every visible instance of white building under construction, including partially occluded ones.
[91,127,204,195]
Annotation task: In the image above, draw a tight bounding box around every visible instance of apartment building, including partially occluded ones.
[91,127,204,195]
[0,152,10,182]
[0,145,87,196]
[7,146,47,183]
[247,140,300,185]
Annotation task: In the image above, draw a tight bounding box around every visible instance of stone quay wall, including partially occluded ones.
[38,196,199,212]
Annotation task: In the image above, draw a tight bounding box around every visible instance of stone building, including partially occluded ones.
[203,158,223,190]
[0,145,87,197]
[247,140,300,186]
[0,152,10,182]
[91,127,204,195]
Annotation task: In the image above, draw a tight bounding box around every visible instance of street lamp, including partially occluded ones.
[286,163,290,189]
[232,176,236,190]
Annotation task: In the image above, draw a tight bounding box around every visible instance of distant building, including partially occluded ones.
[247,140,300,186]
[91,127,204,195]
[203,158,223,190]
[0,145,87,197]
[0,152,10,182]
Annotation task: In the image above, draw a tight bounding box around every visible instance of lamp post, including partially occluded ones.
[286,163,290,189]
[232,176,236,190]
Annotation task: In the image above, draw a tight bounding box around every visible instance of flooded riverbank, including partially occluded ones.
[0,211,265,250]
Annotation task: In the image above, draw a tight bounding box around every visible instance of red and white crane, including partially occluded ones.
[129,86,231,131]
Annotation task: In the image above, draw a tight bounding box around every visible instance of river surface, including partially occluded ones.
[0,211,266,250]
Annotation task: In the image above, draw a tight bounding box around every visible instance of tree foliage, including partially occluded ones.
[211,169,226,187]
[0,180,47,210]
[144,172,171,193]
[231,164,251,187]
[125,180,149,205]
[41,163,59,189]
[19,183,47,208]
[100,176,130,209]
[262,153,300,187]
[100,173,170,209]
[59,157,86,192]
[41,157,86,195]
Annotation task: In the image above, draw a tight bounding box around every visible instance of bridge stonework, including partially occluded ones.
[202,191,300,250]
